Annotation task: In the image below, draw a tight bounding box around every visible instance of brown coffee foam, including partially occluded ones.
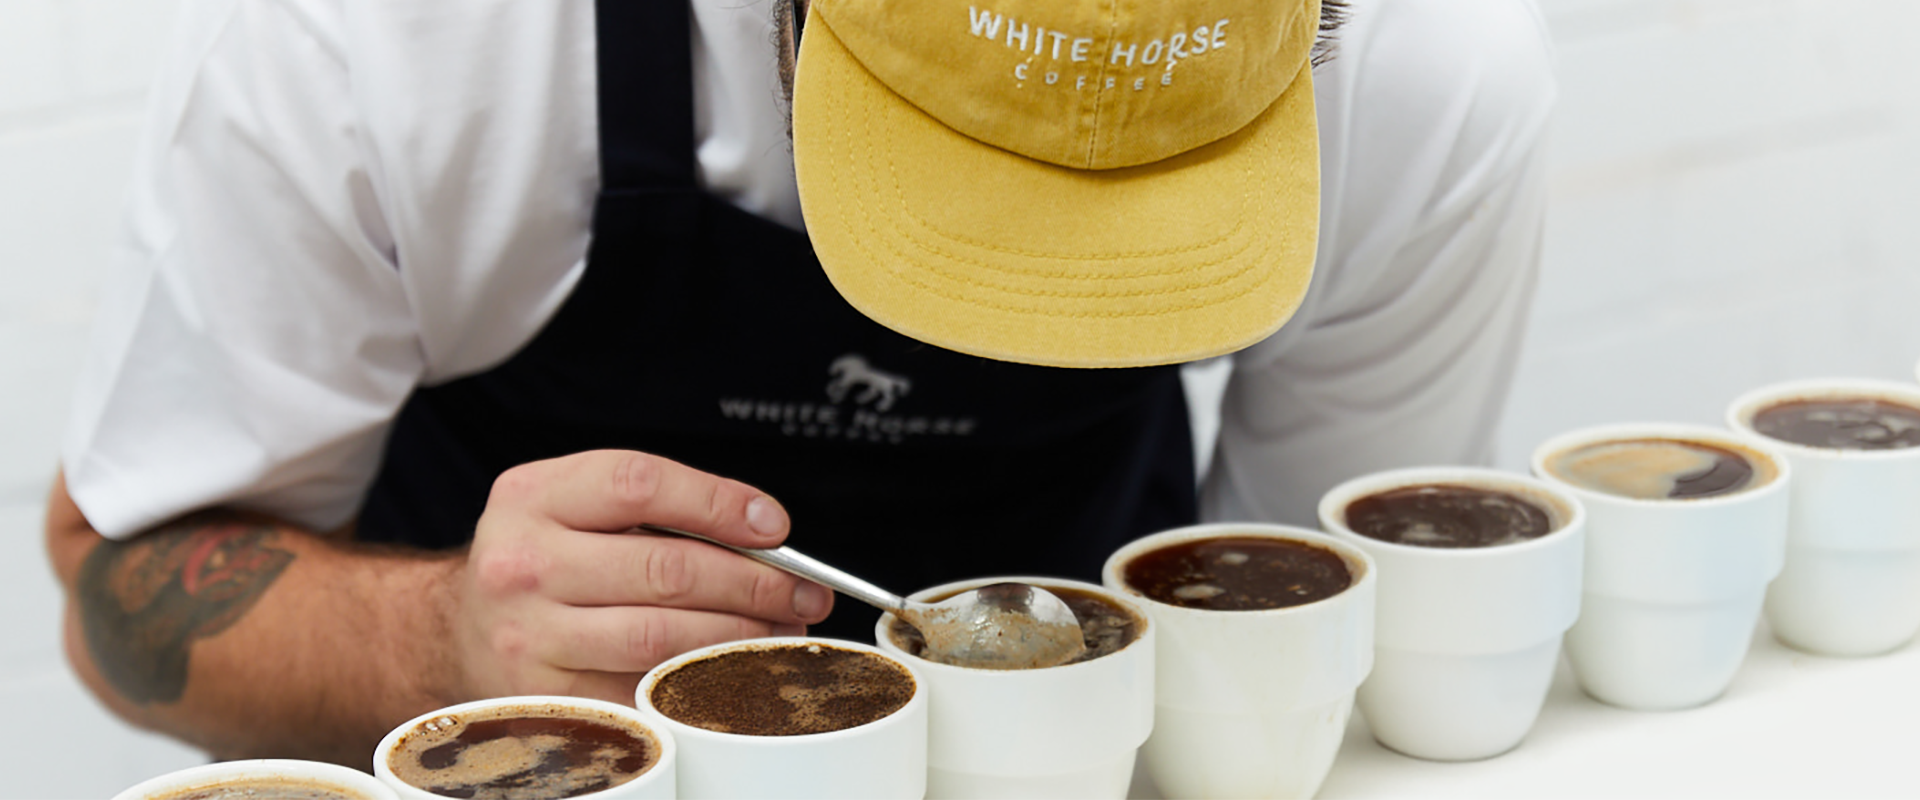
[1753,397,1920,450]
[1343,484,1557,548]
[1119,536,1353,609]
[1546,436,1780,500]
[1397,477,1574,533]
[1334,478,1574,540]
[1734,384,1920,453]
[386,704,656,800]
[648,643,915,736]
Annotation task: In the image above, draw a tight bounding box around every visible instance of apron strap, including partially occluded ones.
[595,0,697,189]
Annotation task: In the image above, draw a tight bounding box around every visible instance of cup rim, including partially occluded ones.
[635,636,926,743]
[1528,421,1793,508]
[116,759,395,800]
[873,576,1154,673]
[1316,466,1586,556]
[1726,378,1920,460]
[1100,523,1376,616]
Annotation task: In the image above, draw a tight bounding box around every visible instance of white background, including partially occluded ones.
[3,0,1919,797]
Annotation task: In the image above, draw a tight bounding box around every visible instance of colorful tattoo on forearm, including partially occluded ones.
[76,517,295,704]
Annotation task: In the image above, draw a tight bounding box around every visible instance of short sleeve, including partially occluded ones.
[62,0,423,538]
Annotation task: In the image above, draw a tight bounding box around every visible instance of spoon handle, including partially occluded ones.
[635,523,908,614]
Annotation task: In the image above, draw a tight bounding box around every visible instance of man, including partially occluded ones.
[47,0,1554,765]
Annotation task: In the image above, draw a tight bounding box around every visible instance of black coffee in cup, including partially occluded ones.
[648,642,914,736]
[1121,536,1352,611]
[1543,438,1768,500]
[1752,397,1920,450]
[888,585,1144,664]
[386,704,659,799]
[1346,484,1555,548]
[149,779,372,800]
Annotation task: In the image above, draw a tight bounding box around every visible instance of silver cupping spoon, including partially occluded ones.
[637,523,1087,669]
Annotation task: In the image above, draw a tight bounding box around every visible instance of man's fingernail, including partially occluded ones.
[792,582,831,620]
[746,496,786,539]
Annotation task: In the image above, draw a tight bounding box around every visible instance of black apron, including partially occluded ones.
[356,0,1197,640]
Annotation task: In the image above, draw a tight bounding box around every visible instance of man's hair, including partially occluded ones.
[775,0,805,138]
[1314,0,1351,67]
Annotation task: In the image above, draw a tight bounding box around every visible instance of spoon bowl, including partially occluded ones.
[897,582,1088,670]
[638,524,1087,669]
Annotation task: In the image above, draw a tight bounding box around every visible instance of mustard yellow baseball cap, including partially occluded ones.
[793,0,1321,368]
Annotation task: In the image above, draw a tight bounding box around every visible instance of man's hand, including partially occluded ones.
[453,450,834,704]
[43,449,821,763]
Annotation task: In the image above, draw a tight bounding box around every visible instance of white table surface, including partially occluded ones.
[1128,620,1920,799]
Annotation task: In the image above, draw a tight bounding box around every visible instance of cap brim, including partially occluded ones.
[793,8,1319,369]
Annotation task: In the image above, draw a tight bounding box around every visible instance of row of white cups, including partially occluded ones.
[112,373,1920,800]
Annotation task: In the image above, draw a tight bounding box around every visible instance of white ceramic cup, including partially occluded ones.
[375,695,676,800]
[635,637,925,799]
[1102,524,1374,799]
[1318,467,1585,762]
[114,759,399,800]
[1531,423,1790,710]
[1728,378,1920,656]
[874,577,1153,800]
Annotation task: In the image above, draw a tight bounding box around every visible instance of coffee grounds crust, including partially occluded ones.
[649,644,914,736]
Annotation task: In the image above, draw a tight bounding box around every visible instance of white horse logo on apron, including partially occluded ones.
[826,354,912,412]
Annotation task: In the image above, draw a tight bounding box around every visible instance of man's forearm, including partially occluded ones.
[47,474,465,766]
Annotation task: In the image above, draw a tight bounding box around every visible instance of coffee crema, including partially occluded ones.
[152,779,369,800]
[386,705,657,800]
[1345,484,1555,548]
[648,643,913,736]
[1545,438,1762,500]
[1121,537,1351,611]
[1753,397,1920,450]
[889,585,1143,664]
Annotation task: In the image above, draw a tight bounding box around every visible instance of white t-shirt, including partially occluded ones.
[63,0,1557,539]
